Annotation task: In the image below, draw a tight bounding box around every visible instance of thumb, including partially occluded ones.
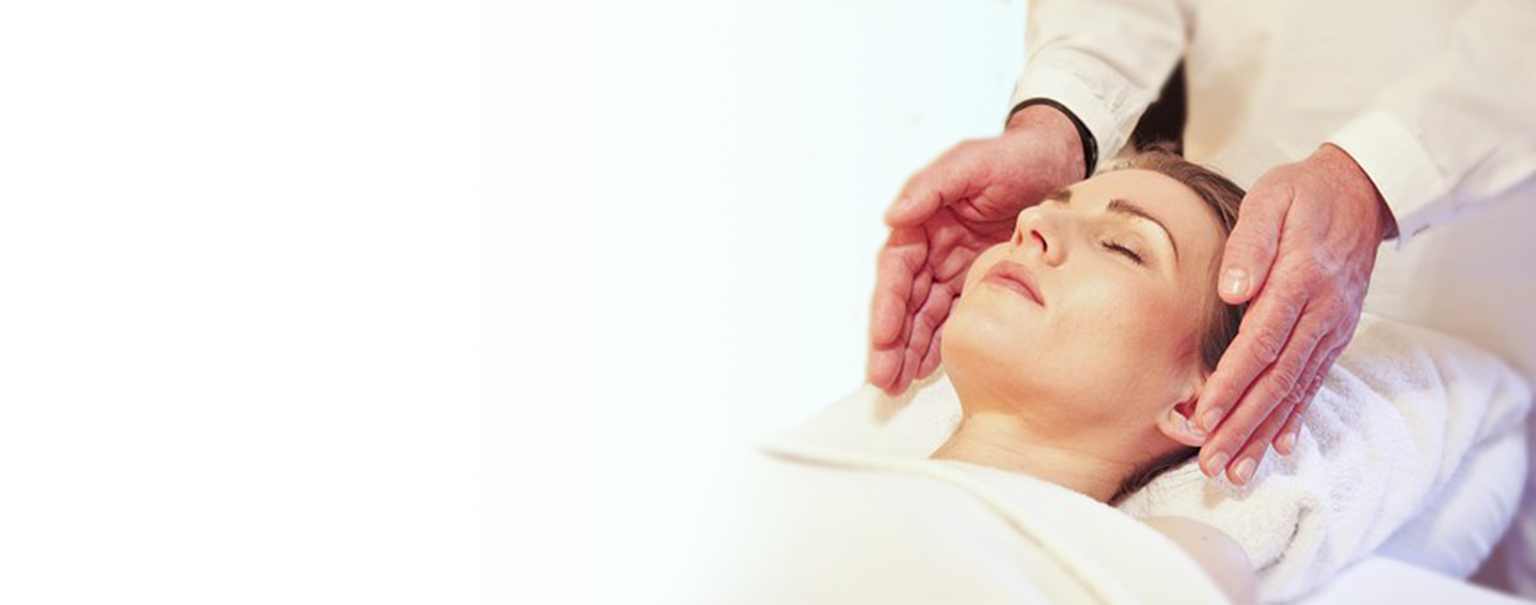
[885,152,976,228]
[1219,185,1291,304]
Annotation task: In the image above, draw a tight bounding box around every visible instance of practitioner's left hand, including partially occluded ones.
[1194,143,1398,484]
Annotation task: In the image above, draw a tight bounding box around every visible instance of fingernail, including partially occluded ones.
[1277,432,1295,454]
[1188,419,1207,440]
[885,198,911,221]
[1206,452,1230,477]
[1235,458,1257,483]
[1202,408,1225,432]
[1222,268,1249,298]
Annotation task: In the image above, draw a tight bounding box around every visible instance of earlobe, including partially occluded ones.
[1157,395,1208,446]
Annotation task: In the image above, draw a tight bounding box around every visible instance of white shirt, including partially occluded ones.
[1010,0,1536,251]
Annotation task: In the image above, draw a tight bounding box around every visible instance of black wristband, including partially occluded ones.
[1008,98,1098,180]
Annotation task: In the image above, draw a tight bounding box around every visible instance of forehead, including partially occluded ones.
[1069,168,1226,264]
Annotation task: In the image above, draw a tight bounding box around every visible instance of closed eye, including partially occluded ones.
[1102,241,1144,265]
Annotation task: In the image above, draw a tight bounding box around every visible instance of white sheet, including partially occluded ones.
[710,443,1228,604]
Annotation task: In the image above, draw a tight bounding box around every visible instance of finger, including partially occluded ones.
[1227,398,1293,484]
[869,229,926,348]
[1276,405,1305,456]
[1275,383,1314,456]
[1278,346,1338,454]
[1195,279,1310,434]
[1219,183,1295,305]
[916,324,945,379]
[907,284,958,381]
[866,296,908,394]
[887,294,920,394]
[868,235,924,395]
[885,152,976,228]
[1200,306,1327,477]
[1270,331,1339,453]
[1271,388,1308,457]
[867,346,903,395]
[895,282,950,392]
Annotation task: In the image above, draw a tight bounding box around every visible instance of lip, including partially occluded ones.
[982,260,1045,306]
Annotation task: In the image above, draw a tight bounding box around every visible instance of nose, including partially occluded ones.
[1012,205,1066,267]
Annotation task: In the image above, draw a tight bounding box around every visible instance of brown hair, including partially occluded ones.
[1104,148,1249,506]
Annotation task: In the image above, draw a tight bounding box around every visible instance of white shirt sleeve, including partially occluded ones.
[1326,2,1536,249]
[1010,0,1193,171]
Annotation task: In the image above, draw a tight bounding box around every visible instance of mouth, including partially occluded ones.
[982,260,1045,306]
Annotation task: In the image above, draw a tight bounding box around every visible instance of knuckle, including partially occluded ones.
[1206,378,1243,411]
[1271,347,1308,380]
[1247,391,1289,425]
[1228,236,1276,261]
[1281,375,1309,404]
[1328,291,1357,315]
[1310,244,1345,270]
[1283,260,1328,292]
[1302,316,1339,345]
[1247,331,1286,366]
[1252,378,1293,410]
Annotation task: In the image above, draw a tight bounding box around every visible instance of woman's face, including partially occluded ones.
[942,169,1228,428]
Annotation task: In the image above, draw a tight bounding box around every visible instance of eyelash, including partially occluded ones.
[1102,241,1144,265]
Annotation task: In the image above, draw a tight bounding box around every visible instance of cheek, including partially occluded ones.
[1055,272,1193,368]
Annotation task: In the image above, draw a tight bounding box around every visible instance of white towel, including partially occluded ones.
[773,314,1531,603]
[1119,315,1532,602]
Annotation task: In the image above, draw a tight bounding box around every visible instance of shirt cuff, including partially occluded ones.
[1011,67,1120,175]
[1327,111,1455,250]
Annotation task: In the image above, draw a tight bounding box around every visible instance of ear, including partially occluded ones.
[1155,381,1207,447]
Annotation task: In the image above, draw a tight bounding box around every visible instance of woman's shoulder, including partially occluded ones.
[1143,516,1258,604]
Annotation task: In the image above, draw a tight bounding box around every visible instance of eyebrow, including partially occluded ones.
[1106,198,1179,262]
[1042,188,1179,262]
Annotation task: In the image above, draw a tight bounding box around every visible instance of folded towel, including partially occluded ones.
[1119,314,1532,601]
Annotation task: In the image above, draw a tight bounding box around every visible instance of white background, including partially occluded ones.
[0,1,1025,602]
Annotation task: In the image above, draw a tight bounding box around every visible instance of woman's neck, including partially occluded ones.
[930,409,1139,502]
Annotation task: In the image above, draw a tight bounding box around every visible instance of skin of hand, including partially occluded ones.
[868,106,1085,396]
[1194,143,1399,483]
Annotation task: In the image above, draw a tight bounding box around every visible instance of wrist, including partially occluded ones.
[1004,103,1088,183]
[1315,143,1399,241]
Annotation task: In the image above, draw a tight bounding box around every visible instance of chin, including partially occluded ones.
[940,304,1032,395]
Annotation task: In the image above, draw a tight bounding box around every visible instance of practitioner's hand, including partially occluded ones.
[868,105,1084,396]
[1195,144,1398,483]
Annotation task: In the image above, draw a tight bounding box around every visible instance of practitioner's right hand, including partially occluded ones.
[868,105,1086,396]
